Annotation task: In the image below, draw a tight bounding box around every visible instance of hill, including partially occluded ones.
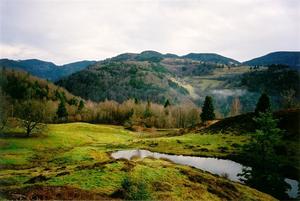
[182,53,240,65]
[56,51,300,115]
[3,51,299,116]
[56,51,243,105]
[111,51,239,65]
[240,66,300,97]
[0,68,86,122]
[0,59,96,81]
[56,60,192,104]
[206,109,300,137]
[243,51,300,69]
[204,109,300,181]
[1,68,80,102]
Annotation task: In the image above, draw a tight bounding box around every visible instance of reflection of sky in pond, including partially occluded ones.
[285,178,299,199]
[111,149,247,182]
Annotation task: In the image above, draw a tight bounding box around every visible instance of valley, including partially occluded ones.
[0,51,299,200]
[1,0,299,200]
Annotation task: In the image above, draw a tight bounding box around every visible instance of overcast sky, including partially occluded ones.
[0,0,299,65]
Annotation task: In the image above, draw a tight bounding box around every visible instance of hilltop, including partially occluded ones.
[110,51,240,65]
[0,59,96,81]
[243,51,300,69]
[56,60,192,104]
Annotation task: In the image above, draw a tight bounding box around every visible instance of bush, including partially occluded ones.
[121,177,152,200]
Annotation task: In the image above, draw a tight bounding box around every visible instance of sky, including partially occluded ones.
[0,0,299,65]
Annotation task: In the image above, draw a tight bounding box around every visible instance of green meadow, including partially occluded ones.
[0,123,276,200]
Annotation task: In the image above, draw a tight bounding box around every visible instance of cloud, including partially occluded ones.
[0,0,299,64]
[0,43,57,62]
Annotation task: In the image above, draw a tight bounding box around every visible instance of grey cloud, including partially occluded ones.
[0,0,299,64]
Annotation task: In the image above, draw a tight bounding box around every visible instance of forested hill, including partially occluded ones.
[243,51,300,69]
[0,68,85,121]
[56,61,192,104]
[110,50,240,65]
[2,51,300,116]
[55,52,300,116]
[181,53,240,65]
[1,51,299,83]
[0,59,96,81]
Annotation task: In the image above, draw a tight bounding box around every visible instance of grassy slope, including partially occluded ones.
[206,109,300,178]
[0,123,275,200]
[132,133,248,158]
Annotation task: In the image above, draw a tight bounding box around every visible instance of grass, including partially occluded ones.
[133,133,248,157]
[0,123,134,166]
[0,122,276,200]
[47,162,127,193]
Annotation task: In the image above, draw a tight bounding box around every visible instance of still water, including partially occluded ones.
[111,149,299,198]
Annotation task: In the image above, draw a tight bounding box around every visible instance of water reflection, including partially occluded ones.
[111,149,247,182]
[285,178,299,199]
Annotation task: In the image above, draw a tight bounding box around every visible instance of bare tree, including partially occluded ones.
[281,89,297,109]
[230,97,241,117]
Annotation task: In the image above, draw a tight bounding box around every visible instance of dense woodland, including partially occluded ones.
[56,61,190,104]
[241,65,300,97]
[0,68,201,131]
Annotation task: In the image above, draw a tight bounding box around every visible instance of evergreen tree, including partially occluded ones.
[164,99,171,108]
[0,89,8,131]
[200,96,215,122]
[68,97,78,106]
[239,111,287,199]
[255,93,271,114]
[143,100,152,118]
[134,98,139,104]
[57,100,68,120]
[78,100,85,111]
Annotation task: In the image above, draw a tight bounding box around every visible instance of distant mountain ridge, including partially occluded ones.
[181,53,240,65]
[243,51,300,69]
[110,50,240,65]
[0,59,96,81]
[1,51,299,82]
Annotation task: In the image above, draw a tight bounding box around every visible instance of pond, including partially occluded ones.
[111,149,299,199]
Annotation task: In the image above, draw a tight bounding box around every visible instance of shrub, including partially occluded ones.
[121,177,152,200]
